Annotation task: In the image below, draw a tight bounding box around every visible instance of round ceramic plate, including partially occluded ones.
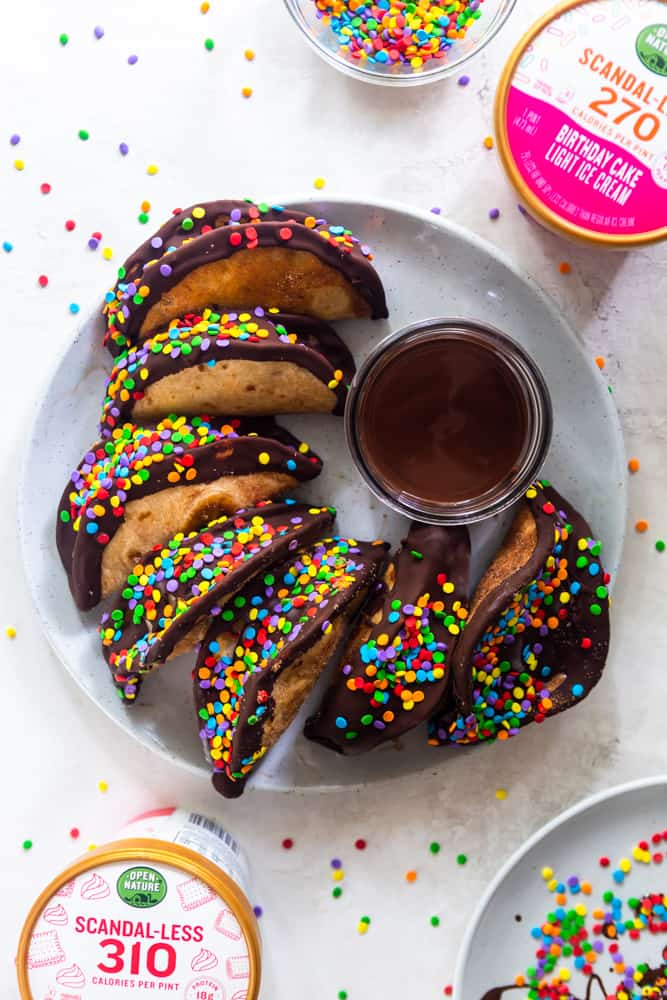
[19,196,627,791]
[455,776,667,1000]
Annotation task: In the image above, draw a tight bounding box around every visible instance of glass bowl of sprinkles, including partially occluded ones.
[283,0,517,86]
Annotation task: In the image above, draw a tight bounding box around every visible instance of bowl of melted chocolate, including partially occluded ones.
[345,319,553,524]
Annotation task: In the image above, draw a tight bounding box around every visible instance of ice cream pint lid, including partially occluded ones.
[17,807,261,999]
[495,0,667,247]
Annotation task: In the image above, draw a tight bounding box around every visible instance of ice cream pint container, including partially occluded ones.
[495,0,667,248]
[17,806,261,999]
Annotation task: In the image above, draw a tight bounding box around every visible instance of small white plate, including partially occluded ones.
[456,775,667,1000]
[19,196,627,790]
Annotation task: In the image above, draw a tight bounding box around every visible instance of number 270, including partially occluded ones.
[590,87,660,141]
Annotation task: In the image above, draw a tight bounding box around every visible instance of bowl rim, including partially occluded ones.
[282,0,520,87]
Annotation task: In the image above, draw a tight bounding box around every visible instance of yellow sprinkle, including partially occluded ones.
[541,867,553,880]
[495,788,507,800]
[147,164,159,175]
[141,200,151,212]
[5,626,16,639]
[357,922,369,935]
[242,87,253,98]
[245,48,255,61]
[559,969,570,982]
[483,136,495,149]
[102,247,113,260]
[258,452,270,465]
[547,879,558,892]
[314,177,326,190]
[14,159,25,171]
[332,869,344,882]
[200,0,210,9]
[619,858,631,873]
[98,781,108,793]
[87,843,98,852]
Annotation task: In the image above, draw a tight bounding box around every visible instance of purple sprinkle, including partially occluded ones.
[10,134,20,146]
[489,208,501,220]
[430,207,442,215]
[88,237,99,250]
[253,905,263,918]
[119,142,129,156]
[128,54,138,65]
[159,263,172,277]
[151,236,163,249]
[330,858,342,869]
[517,203,528,216]
[458,75,470,86]
[94,25,105,39]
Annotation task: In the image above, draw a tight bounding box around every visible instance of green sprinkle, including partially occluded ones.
[430,915,440,927]
[332,887,342,899]
[138,212,149,224]
[410,549,424,560]
[22,839,33,851]
[360,915,370,924]
[338,993,348,999]
[204,37,215,50]
[429,841,441,855]
[457,854,468,865]
[78,129,90,141]
[59,33,69,45]
[656,540,665,552]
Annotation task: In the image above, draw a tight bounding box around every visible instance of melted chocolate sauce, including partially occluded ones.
[357,336,529,504]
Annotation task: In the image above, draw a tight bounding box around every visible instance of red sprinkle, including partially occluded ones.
[40,182,51,194]
[355,838,367,851]
[279,227,293,241]
[229,232,242,247]
[282,838,294,850]
[65,219,76,231]
[599,856,610,867]
[38,275,49,287]
[69,827,80,839]
[91,230,102,240]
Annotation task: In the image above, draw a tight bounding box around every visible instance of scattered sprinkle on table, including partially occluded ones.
[332,886,343,898]
[656,539,665,553]
[456,853,468,866]
[38,274,48,288]
[22,839,33,851]
[102,247,113,260]
[65,219,76,232]
[201,1,210,11]
[282,838,294,850]
[559,261,571,274]
[245,48,255,61]
[147,164,158,175]
[430,915,440,927]
[635,520,649,534]
[40,182,51,194]
[253,905,263,919]
[70,827,80,839]
[87,843,97,852]
[431,206,442,214]
[78,129,89,141]
[458,75,470,86]
[488,208,500,220]
[242,86,253,98]
[628,457,640,473]
[354,838,366,851]
[443,986,453,996]
[331,858,342,869]
[119,142,129,156]
[97,780,108,793]
[10,134,20,146]
[357,916,371,935]
[94,26,104,39]
[6,626,16,638]
[595,356,605,369]
[59,33,69,46]
[338,992,348,999]
[140,200,151,212]
[204,37,215,50]
[496,788,508,800]
[138,211,150,224]
[483,135,494,149]
[405,870,418,883]
[2,242,12,253]
[69,303,80,314]
[430,841,441,855]
[314,177,326,190]
[127,53,138,65]
[14,159,25,171]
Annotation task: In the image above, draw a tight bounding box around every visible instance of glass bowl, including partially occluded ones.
[283,0,518,87]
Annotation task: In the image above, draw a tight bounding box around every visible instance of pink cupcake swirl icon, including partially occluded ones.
[80,873,110,900]
[191,948,219,972]
[56,963,86,989]
[43,903,68,926]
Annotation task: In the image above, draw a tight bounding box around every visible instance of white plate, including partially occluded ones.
[19,196,627,791]
[456,775,667,1000]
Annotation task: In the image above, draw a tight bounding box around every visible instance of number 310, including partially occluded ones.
[98,937,177,977]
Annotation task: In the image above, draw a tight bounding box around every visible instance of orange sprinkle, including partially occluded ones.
[405,870,418,883]
[483,135,494,149]
[242,87,253,98]
[200,1,210,11]
[636,520,649,533]
[595,357,605,370]
[628,458,640,474]
[559,262,571,274]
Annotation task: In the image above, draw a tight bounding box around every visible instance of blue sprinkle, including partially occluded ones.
[335,716,347,730]
[2,241,13,253]
[69,302,80,314]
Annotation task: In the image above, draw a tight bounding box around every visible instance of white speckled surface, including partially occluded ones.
[2,1,665,997]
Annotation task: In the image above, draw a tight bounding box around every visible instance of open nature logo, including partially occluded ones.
[636,24,667,77]
[117,867,168,908]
